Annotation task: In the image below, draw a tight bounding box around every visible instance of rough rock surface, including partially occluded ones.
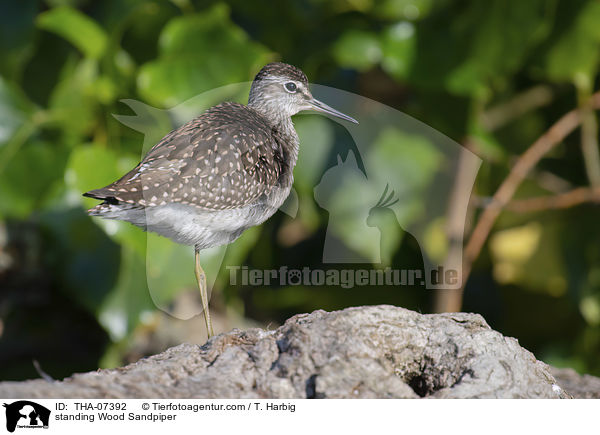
[0,305,573,398]
[550,367,600,399]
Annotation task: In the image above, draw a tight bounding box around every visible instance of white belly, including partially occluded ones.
[105,188,289,249]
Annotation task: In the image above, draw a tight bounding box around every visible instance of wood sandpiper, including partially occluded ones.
[84,62,358,338]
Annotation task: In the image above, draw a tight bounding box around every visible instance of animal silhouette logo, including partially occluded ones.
[314,151,382,263]
[366,184,401,267]
[3,401,50,432]
[314,155,416,269]
[111,82,481,307]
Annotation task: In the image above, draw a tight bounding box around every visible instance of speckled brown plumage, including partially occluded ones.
[85,102,289,211]
[84,62,356,250]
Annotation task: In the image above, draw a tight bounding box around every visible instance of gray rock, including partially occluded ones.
[550,367,600,399]
[0,305,571,398]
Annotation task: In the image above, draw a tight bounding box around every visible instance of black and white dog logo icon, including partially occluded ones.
[3,401,50,432]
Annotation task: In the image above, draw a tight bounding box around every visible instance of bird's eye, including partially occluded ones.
[284,82,297,93]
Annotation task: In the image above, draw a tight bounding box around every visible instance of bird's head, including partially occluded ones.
[366,184,399,228]
[248,62,357,124]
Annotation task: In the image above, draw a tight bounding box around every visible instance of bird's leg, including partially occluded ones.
[194,248,215,338]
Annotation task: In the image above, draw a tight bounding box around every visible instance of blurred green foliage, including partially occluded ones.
[1,0,600,380]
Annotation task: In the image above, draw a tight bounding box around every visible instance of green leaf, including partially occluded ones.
[372,0,435,21]
[145,233,196,311]
[332,30,382,72]
[66,144,122,195]
[137,4,272,107]
[409,0,552,96]
[295,116,335,193]
[0,76,34,145]
[0,141,69,218]
[37,6,108,59]
[98,244,154,341]
[92,75,118,104]
[380,22,416,80]
[544,0,600,82]
[48,58,99,143]
[65,144,148,253]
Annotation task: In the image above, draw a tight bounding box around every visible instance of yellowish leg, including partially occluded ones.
[195,249,215,338]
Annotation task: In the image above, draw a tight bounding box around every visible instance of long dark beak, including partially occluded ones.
[308,98,358,124]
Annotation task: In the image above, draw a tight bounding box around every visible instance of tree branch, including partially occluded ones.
[578,84,600,187]
[505,187,600,213]
[462,91,600,289]
[480,85,554,131]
